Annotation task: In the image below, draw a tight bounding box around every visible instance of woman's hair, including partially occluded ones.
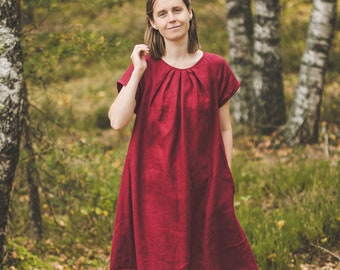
[144,0,200,59]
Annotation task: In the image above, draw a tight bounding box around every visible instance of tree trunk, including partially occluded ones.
[253,0,286,134]
[21,0,34,24]
[22,82,43,240]
[0,0,24,263]
[284,0,337,145]
[226,0,254,124]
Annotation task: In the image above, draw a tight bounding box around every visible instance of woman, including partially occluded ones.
[108,0,258,269]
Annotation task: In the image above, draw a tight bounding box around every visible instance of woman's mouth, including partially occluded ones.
[167,25,181,30]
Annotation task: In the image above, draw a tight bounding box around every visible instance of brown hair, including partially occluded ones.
[144,0,200,59]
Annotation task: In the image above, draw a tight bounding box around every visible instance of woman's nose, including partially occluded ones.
[168,12,176,22]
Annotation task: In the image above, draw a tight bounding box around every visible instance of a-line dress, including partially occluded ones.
[110,52,258,270]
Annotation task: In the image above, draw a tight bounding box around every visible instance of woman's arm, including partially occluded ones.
[108,44,149,130]
[219,101,233,170]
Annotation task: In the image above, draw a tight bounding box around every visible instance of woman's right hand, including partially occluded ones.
[131,44,149,75]
[108,44,149,130]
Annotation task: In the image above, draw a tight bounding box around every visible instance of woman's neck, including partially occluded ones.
[162,44,202,69]
[163,38,188,57]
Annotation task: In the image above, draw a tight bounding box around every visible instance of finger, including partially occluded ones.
[133,44,149,54]
[131,50,149,62]
[130,45,149,64]
[139,47,149,57]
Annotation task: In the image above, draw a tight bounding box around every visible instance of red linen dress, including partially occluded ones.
[110,52,258,270]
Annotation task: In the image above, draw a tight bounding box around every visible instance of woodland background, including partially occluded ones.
[1,0,340,269]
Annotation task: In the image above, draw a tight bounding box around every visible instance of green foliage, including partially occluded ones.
[10,128,127,268]
[21,0,132,86]
[23,0,131,9]
[39,138,123,245]
[23,30,130,84]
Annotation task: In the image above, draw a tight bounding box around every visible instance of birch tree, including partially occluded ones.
[226,0,254,123]
[0,0,24,262]
[284,0,337,145]
[253,0,286,133]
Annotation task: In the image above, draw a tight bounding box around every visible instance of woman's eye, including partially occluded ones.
[159,12,166,17]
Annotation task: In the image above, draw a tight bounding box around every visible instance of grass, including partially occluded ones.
[232,151,340,269]
[8,130,340,269]
[3,0,340,269]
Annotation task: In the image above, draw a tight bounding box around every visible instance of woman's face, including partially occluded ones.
[150,0,192,44]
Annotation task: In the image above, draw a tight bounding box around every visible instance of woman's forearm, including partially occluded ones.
[109,44,149,130]
[108,70,142,130]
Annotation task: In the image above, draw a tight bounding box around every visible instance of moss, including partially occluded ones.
[3,240,53,270]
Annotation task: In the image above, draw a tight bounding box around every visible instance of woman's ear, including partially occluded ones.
[149,18,158,30]
[189,8,193,20]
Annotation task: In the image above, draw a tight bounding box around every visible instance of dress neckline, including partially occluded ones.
[160,51,205,70]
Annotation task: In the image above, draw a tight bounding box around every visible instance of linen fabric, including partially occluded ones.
[110,52,258,270]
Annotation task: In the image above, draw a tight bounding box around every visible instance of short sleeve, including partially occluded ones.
[218,60,240,107]
[117,64,134,92]
[117,64,143,114]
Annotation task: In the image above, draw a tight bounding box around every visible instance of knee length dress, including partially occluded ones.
[110,52,258,270]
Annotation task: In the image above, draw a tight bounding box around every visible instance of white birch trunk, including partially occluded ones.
[0,0,24,262]
[253,0,286,133]
[284,0,337,145]
[226,0,254,123]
